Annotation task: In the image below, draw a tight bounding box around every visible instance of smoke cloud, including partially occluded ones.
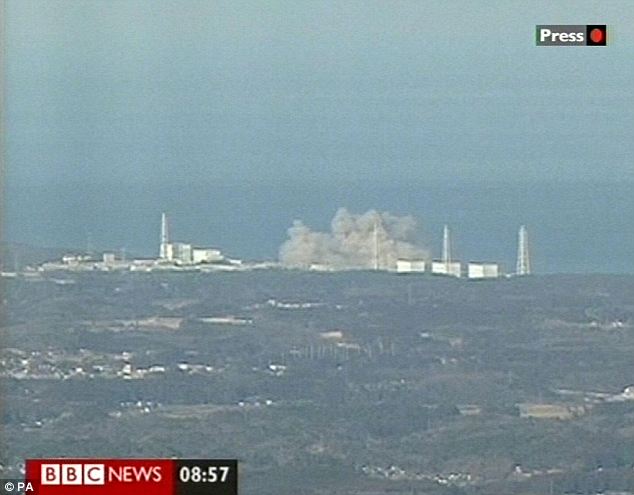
[279,208,429,270]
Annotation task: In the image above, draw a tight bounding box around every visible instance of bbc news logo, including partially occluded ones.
[27,459,173,495]
[40,463,163,485]
[26,458,237,495]
[41,463,105,485]
[536,25,607,46]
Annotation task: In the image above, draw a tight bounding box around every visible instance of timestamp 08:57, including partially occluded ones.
[175,460,237,495]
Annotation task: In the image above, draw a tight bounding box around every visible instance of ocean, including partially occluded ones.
[5,180,634,274]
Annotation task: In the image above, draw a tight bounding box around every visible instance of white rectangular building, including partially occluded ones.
[165,243,193,263]
[192,248,224,264]
[102,253,116,265]
[431,260,461,277]
[467,262,500,279]
[396,259,426,273]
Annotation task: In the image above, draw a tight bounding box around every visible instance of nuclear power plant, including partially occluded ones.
[34,210,532,278]
[37,212,249,272]
[157,212,224,265]
[430,225,462,277]
[395,224,532,279]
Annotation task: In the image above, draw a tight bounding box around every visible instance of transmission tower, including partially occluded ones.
[442,224,452,270]
[516,225,531,275]
[159,212,170,259]
[373,215,380,270]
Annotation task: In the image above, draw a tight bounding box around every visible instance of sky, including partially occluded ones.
[3,1,634,271]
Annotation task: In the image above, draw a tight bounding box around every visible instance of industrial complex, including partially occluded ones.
[28,213,531,278]
[394,224,532,279]
[36,213,251,273]
[157,212,226,266]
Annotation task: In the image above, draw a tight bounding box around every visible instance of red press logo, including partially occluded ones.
[536,25,607,46]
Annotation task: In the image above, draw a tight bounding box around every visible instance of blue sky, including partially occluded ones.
[6,0,633,187]
[4,1,634,270]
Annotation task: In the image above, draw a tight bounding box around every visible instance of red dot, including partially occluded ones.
[590,28,604,43]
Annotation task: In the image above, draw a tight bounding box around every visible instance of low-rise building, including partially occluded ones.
[467,262,500,279]
[396,259,426,273]
[431,261,461,277]
[192,247,224,264]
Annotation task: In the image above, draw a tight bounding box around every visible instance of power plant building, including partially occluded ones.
[395,259,426,273]
[467,262,500,279]
[102,253,116,266]
[192,248,224,264]
[165,242,193,264]
[430,225,462,277]
[159,213,224,265]
[431,260,461,277]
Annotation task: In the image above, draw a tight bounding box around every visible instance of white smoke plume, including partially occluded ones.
[279,208,429,270]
